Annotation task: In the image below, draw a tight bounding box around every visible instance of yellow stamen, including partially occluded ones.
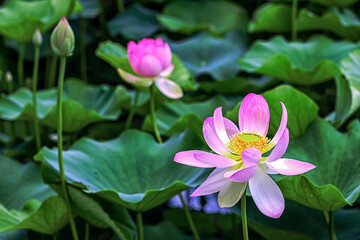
[226,131,274,159]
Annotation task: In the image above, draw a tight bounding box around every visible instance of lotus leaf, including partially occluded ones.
[166,32,248,80]
[239,36,360,85]
[0,79,130,132]
[108,4,161,40]
[35,130,208,212]
[0,0,72,43]
[276,119,360,211]
[157,0,248,35]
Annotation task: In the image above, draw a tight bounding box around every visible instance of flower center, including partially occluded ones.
[226,132,273,159]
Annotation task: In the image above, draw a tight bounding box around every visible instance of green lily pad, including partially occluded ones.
[108,4,162,40]
[35,130,208,212]
[310,0,358,7]
[0,155,55,210]
[166,32,248,80]
[248,3,291,33]
[248,4,360,40]
[51,185,136,240]
[297,9,360,41]
[157,0,248,35]
[276,119,360,211]
[263,85,319,139]
[0,79,130,132]
[199,76,279,94]
[238,197,360,240]
[239,36,360,85]
[271,0,358,7]
[0,197,69,235]
[0,0,72,43]
[329,74,360,127]
[226,85,319,140]
[328,49,360,126]
[141,95,240,138]
[96,41,127,69]
[96,41,196,91]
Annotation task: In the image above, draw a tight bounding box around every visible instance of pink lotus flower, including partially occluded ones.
[117,38,183,99]
[174,93,316,218]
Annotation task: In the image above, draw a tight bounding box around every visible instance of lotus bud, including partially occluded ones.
[5,71,13,83]
[127,38,172,78]
[51,16,75,57]
[32,29,43,46]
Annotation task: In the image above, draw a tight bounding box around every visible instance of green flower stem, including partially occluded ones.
[32,45,42,150]
[17,43,26,88]
[117,0,124,13]
[85,222,89,240]
[125,90,139,130]
[80,16,87,82]
[323,211,330,225]
[57,56,79,240]
[179,193,200,240]
[45,44,51,84]
[241,194,249,240]
[136,212,144,240]
[328,211,337,240]
[150,84,162,143]
[291,0,298,41]
[7,78,13,94]
[66,0,76,18]
[48,55,58,88]
[97,0,109,38]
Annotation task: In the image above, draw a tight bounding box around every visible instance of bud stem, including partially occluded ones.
[17,43,26,88]
[97,0,109,38]
[32,45,42,150]
[7,78,13,94]
[57,56,79,240]
[117,0,124,13]
[291,0,298,41]
[150,84,162,143]
[125,90,139,130]
[48,55,58,88]
[80,16,87,82]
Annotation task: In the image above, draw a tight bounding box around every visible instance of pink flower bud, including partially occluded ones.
[127,38,172,78]
[51,16,75,57]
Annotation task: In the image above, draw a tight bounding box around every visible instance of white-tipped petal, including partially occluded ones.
[155,78,183,99]
[218,181,247,208]
[213,107,230,144]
